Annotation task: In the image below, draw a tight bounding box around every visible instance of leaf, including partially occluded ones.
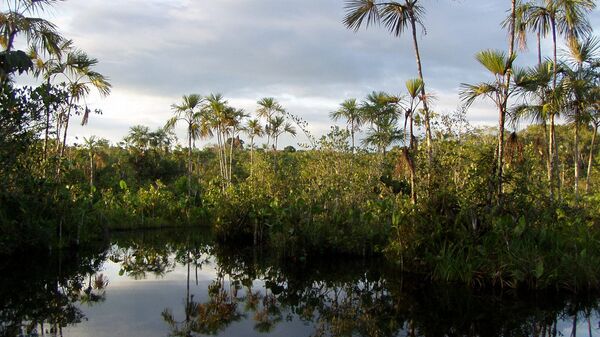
[514,216,526,237]
[119,180,128,190]
[534,260,544,279]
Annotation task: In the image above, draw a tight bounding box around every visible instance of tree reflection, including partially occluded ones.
[0,247,109,337]
[3,230,598,337]
[161,244,600,337]
[162,266,244,336]
[109,243,175,280]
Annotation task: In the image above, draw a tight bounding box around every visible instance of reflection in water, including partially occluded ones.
[1,229,599,337]
[0,247,109,337]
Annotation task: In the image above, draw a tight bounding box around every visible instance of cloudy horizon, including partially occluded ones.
[16,0,600,148]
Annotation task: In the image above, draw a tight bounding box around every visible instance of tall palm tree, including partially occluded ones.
[30,39,74,163]
[50,49,111,169]
[511,61,554,191]
[203,94,229,182]
[360,91,402,155]
[81,135,106,195]
[460,50,517,199]
[165,94,204,197]
[224,106,248,183]
[585,91,599,194]
[244,119,264,177]
[256,97,284,148]
[330,98,363,153]
[0,0,63,53]
[203,94,247,183]
[404,78,424,150]
[520,0,595,198]
[268,115,297,150]
[344,0,433,160]
[560,36,598,200]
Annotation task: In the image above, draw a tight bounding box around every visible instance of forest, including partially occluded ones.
[1,0,600,292]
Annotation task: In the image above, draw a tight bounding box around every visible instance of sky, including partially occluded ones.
[17,0,600,147]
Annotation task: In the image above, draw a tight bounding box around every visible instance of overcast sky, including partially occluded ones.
[20,0,600,147]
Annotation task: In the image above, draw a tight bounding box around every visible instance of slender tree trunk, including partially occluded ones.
[497,0,517,201]
[544,121,552,187]
[57,94,76,178]
[89,150,94,194]
[43,77,51,165]
[585,124,597,194]
[6,31,17,53]
[187,126,192,198]
[537,32,542,66]
[574,107,580,203]
[351,122,356,154]
[250,136,255,177]
[218,130,224,180]
[229,132,235,184]
[550,18,559,201]
[409,12,432,161]
[61,114,70,156]
[497,106,506,198]
[410,113,415,150]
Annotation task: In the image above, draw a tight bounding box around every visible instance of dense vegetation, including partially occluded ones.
[1,0,600,291]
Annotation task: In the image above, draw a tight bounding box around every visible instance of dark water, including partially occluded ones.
[1,229,599,337]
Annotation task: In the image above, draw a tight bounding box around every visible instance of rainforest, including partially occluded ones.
[1,0,600,336]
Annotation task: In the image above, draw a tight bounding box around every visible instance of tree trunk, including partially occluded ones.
[229,131,235,184]
[43,77,51,165]
[550,18,559,201]
[89,150,94,194]
[351,123,356,154]
[537,32,542,66]
[585,124,597,194]
[497,0,517,201]
[497,106,506,198]
[410,113,415,150]
[574,108,580,203]
[409,12,432,161]
[56,108,71,178]
[543,121,552,192]
[187,126,192,198]
[250,136,255,177]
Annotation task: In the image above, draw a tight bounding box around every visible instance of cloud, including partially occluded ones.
[27,0,600,147]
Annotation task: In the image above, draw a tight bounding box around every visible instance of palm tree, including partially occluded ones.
[29,39,74,163]
[520,0,596,197]
[344,0,433,159]
[268,115,297,150]
[0,0,63,53]
[560,36,598,200]
[203,93,233,183]
[50,49,111,175]
[511,61,555,191]
[124,125,151,152]
[244,119,264,177]
[460,50,517,198]
[585,91,599,194]
[165,94,204,197]
[256,97,284,148]
[404,78,425,150]
[360,91,403,155]
[83,136,102,195]
[224,106,248,183]
[330,98,363,153]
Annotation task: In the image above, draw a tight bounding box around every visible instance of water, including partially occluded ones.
[1,228,599,337]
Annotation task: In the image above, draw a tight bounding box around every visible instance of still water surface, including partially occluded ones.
[1,229,599,337]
